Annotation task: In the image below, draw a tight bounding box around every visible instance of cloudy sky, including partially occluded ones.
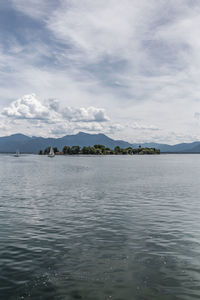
[1,0,200,144]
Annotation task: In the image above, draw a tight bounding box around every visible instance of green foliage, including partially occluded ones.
[41,144,160,155]
[70,146,80,154]
[53,147,59,153]
[82,146,90,154]
[44,146,51,154]
[62,146,71,154]
[94,144,105,150]
[114,146,121,154]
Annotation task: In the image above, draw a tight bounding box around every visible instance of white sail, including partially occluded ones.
[14,150,20,157]
[48,147,55,157]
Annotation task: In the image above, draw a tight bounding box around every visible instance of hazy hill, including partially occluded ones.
[0,132,200,153]
[133,142,200,152]
[0,132,132,153]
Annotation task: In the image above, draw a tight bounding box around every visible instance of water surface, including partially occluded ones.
[0,154,200,300]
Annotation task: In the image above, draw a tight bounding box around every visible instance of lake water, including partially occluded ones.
[1,154,200,300]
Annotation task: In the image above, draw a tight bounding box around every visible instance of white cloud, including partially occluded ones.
[0,120,6,131]
[10,0,56,20]
[50,121,123,136]
[2,1,200,143]
[131,122,159,131]
[2,94,109,123]
[1,94,117,137]
[62,106,109,122]
[2,94,52,120]
[194,112,200,120]
[47,0,142,61]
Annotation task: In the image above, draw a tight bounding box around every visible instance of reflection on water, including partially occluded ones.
[0,154,200,299]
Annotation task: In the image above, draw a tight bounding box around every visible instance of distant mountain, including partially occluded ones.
[0,134,32,153]
[0,132,200,153]
[0,132,132,153]
[186,143,200,153]
[133,142,200,152]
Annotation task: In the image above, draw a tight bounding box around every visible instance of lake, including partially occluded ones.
[0,154,200,300]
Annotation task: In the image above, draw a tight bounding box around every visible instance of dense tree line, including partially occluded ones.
[39,145,160,155]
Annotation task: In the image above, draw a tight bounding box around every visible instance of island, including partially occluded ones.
[39,145,160,155]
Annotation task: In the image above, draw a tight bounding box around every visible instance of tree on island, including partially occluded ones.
[53,147,59,153]
[114,146,121,154]
[63,146,71,154]
[70,146,80,154]
[39,144,160,155]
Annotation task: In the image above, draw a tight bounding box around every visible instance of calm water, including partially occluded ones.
[1,154,200,300]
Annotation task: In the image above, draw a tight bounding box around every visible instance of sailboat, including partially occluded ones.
[48,147,55,158]
[14,150,20,157]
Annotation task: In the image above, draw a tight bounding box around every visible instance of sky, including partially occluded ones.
[0,0,200,144]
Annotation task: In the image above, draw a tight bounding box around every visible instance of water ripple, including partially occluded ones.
[1,154,200,299]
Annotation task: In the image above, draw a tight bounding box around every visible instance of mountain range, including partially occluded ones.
[0,132,200,153]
